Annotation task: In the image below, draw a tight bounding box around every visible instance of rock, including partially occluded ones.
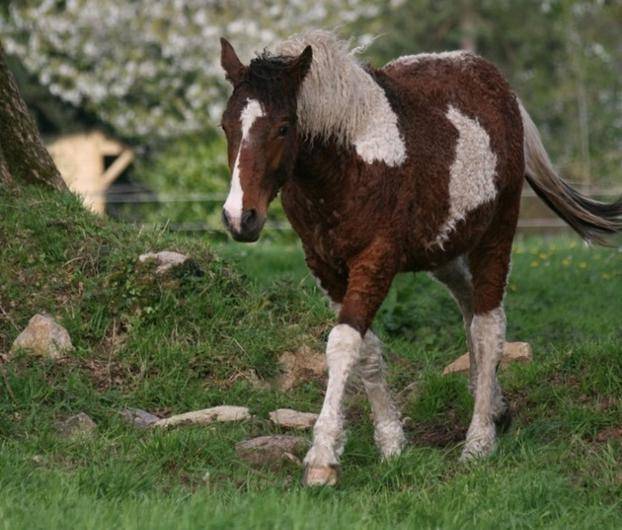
[56,412,96,438]
[276,346,326,391]
[236,435,308,467]
[501,342,533,367]
[138,251,190,274]
[120,407,160,428]
[443,341,533,375]
[269,408,318,430]
[152,405,251,428]
[442,353,470,375]
[11,313,74,359]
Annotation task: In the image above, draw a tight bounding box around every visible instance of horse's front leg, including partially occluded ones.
[303,242,397,486]
[359,331,406,459]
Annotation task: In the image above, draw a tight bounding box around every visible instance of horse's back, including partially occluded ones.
[381,50,523,181]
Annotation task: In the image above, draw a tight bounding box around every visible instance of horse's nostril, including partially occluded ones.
[241,209,257,228]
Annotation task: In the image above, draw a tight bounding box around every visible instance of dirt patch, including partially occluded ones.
[60,356,130,391]
[593,426,622,443]
[275,345,326,391]
[96,319,129,358]
[409,409,468,448]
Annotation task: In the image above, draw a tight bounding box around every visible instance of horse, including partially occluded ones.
[217,30,622,486]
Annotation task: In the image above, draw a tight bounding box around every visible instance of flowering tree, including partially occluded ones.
[0,0,382,140]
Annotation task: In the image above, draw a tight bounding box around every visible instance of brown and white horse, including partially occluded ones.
[218,30,622,486]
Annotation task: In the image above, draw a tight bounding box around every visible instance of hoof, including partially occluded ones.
[376,422,407,461]
[459,437,496,462]
[380,444,405,461]
[379,436,407,461]
[302,466,339,487]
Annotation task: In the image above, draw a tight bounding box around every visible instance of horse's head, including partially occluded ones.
[219,38,312,242]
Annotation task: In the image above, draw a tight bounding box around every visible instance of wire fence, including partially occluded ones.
[93,186,622,235]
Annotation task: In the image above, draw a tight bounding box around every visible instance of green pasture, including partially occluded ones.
[1,187,620,529]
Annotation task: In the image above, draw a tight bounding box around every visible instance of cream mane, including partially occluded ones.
[273,30,406,167]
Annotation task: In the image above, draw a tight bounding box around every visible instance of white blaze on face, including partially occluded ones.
[223,99,265,231]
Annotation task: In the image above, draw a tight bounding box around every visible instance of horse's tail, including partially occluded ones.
[519,100,622,245]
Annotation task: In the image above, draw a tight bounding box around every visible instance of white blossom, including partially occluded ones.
[0,0,386,140]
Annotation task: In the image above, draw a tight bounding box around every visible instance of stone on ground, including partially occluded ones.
[11,313,74,359]
[276,346,326,391]
[56,412,96,438]
[236,435,308,467]
[269,408,318,429]
[138,251,190,274]
[152,405,250,428]
[120,407,160,428]
[443,341,533,375]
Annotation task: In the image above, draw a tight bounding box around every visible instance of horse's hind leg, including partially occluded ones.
[431,257,477,394]
[461,237,514,461]
[432,257,510,430]
[358,331,406,459]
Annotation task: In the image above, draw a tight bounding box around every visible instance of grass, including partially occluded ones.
[1,186,621,529]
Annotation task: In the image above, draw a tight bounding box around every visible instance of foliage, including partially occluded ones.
[1,187,621,529]
[113,133,230,228]
[114,133,293,238]
[362,0,622,187]
[0,0,383,141]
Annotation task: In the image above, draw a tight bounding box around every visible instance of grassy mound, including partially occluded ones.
[1,186,621,529]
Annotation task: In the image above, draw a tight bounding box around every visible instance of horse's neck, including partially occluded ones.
[289,139,350,210]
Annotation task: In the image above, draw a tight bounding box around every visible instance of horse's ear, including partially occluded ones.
[290,45,313,84]
[220,37,245,85]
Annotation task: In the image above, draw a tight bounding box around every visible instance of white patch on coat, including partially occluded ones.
[223,99,264,231]
[358,331,405,458]
[461,306,506,461]
[304,324,362,468]
[384,50,472,70]
[274,30,406,167]
[436,105,498,246]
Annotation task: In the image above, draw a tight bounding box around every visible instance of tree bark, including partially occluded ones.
[0,40,66,191]
[0,143,12,187]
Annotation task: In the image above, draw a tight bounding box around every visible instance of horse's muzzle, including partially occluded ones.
[222,208,265,242]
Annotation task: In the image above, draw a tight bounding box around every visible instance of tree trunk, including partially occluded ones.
[0,143,12,187]
[0,40,66,191]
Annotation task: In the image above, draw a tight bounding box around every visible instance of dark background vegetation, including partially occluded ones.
[1,0,620,231]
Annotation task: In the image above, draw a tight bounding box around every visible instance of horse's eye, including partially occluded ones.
[278,125,289,137]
